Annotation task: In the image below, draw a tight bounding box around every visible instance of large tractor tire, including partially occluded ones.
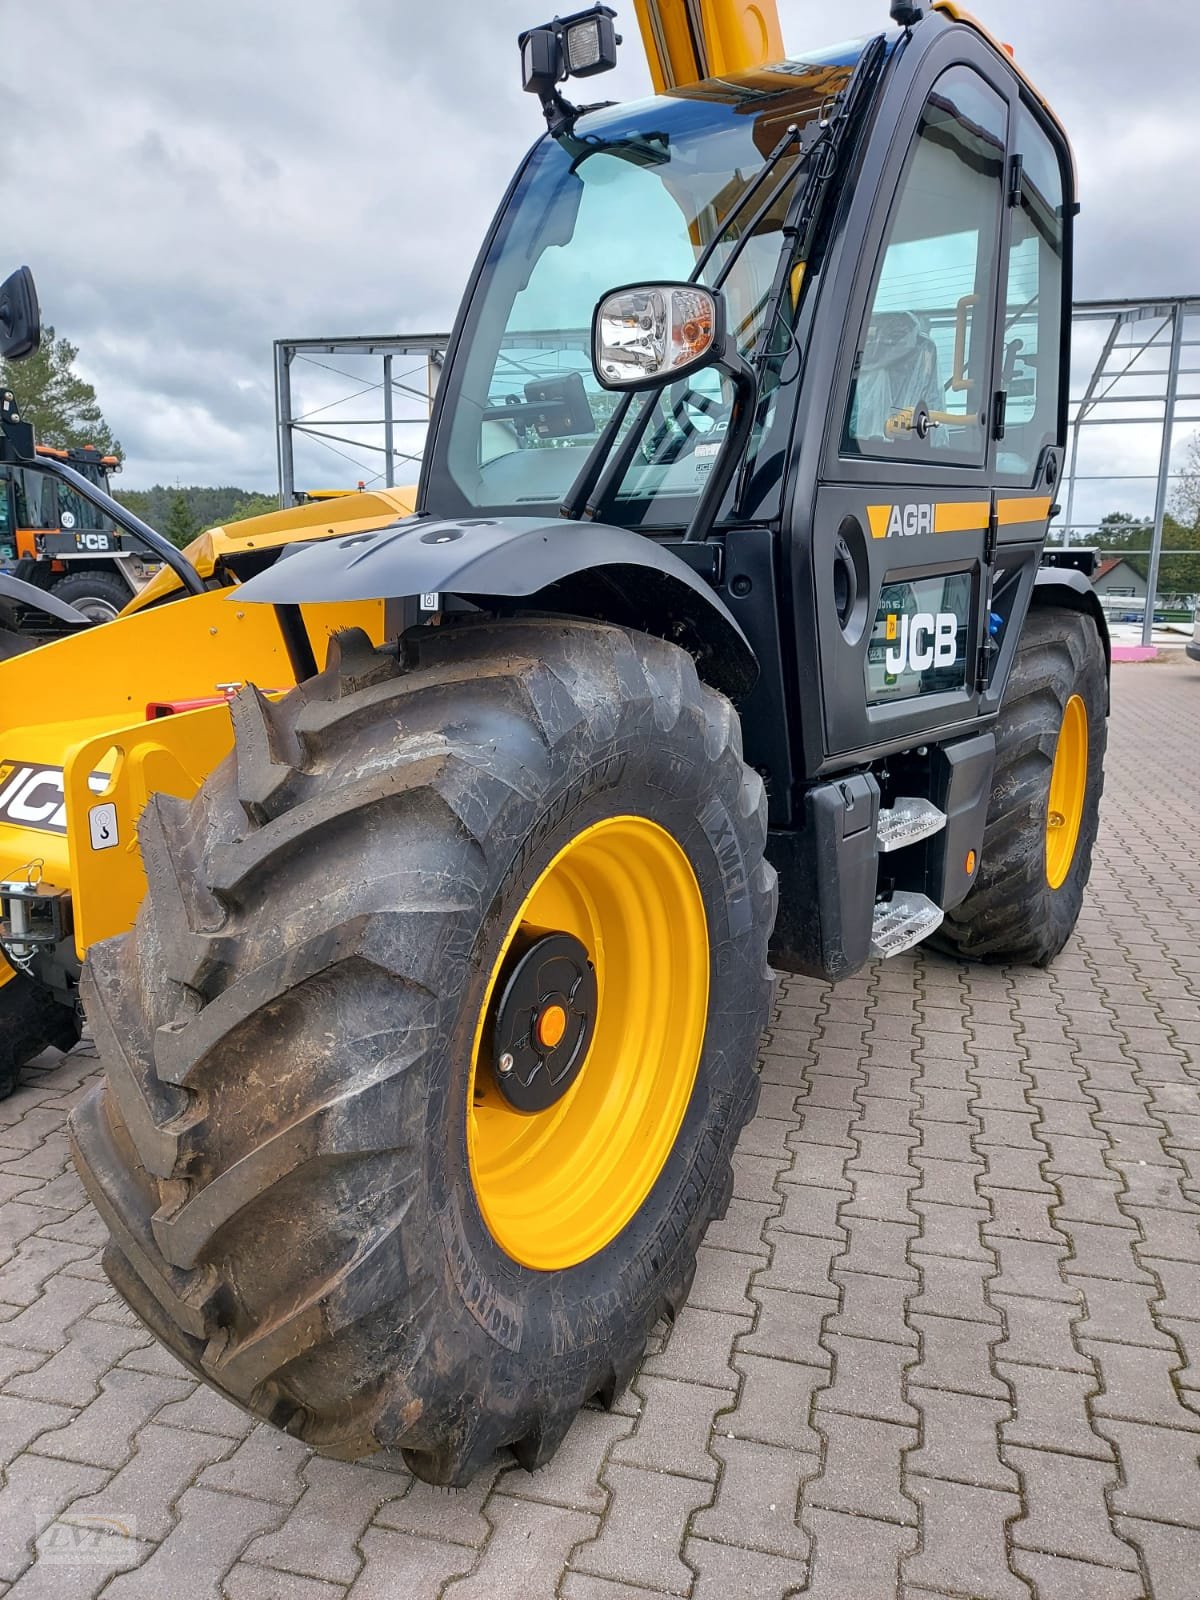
[50,569,131,624]
[69,619,776,1484]
[0,965,82,1099]
[936,605,1106,966]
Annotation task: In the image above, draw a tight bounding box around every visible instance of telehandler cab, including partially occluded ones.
[2,0,1108,1484]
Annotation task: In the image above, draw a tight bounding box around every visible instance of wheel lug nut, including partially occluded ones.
[498,1051,514,1076]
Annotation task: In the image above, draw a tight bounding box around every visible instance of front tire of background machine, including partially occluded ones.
[50,569,131,624]
[67,619,777,1485]
[935,605,1107,967]
[0,968,83,1099]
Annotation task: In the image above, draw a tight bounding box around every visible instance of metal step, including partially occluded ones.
[870,892,945,959]
[876,797,947,853]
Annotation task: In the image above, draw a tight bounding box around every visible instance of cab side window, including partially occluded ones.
[12,469,56,529]
[843,66,1007,465]
[997,107,1065,480]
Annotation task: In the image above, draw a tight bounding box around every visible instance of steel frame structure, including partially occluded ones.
[273,335,448,504]
[1059,296,1200,645]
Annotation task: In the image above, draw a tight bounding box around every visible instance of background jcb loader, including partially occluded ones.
[0,435,146,627]
[1,0,1109,1486]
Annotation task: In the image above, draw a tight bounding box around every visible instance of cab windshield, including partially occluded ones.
[428,45,864,529]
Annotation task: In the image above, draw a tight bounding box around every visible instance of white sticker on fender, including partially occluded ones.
[88,803,119,851]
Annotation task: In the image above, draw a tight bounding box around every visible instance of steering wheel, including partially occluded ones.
[642,380,729,466]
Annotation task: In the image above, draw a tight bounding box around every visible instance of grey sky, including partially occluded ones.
[6,1,1199,495]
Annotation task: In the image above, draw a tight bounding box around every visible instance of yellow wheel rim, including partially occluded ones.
[1046,693,1088,889]
[467,815,709,1271]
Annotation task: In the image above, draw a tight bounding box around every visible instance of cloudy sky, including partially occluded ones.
[7,0,1200,513]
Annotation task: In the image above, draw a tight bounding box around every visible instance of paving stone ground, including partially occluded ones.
[1,660,1198,1600]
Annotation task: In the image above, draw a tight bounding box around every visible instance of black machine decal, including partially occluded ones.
[0,761,107,836]
[865,572,973,703]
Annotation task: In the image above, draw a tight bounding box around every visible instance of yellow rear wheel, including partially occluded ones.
[1045,692,1088,889]
[468,815,709,1271]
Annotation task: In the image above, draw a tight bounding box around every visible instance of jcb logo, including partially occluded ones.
[884,612,958,675]
[77,533,113,551]
[868,503,934,540]
[0,761,107,836]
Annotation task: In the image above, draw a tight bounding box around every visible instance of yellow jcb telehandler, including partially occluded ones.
[0,1,1107,1485]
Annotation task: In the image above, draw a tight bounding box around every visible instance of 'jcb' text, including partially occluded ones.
[885,612,958,676]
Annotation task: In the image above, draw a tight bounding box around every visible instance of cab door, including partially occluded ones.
[808,54,1015,767]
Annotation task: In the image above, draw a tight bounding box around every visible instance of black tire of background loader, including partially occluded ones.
[934,606,1106,967]
[0,972,82,1099]
[50,569,130,622]
[68,619,776,1485]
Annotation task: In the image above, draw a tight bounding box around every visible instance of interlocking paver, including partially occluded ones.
[372,1462,501,1547]
[693,1436,811,1558]
[100,1485,283,1600]
[909,1312,1008,1398]
[0,664,1196,1596]
[686,1535,811,1600]
[443,1494,598,1599]
[609,1375,719,1481]
[500,1405,630,1511]
[224,1566,346,1600]
[196,1420,312,1505]
[31,1369,192,1468]
[998,1362,1112,1458]
[0,1452,109,1582]
[805,1412,918,1524]
[903,1479,1030,1600]
[826,1269,919,1346]
[721,1354,825,1454]
[736,1286,832,1366]
[1005,1446,1140,1569]
[801,1509,916,1600]
[569,1462,704,1595]
[68,1421,231,1542]
[816,1334,919,1424]
[1114,1517,1200,1600]
[1070,1274,1177,1348]
[1084,1339,1200,1430]
[1097,1418,1200,1525]
[1011,1549,1147,1600]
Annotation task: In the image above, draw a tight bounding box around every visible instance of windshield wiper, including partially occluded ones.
[559,120,808,522]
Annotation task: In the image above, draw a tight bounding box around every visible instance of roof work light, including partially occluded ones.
[520,5,621,129]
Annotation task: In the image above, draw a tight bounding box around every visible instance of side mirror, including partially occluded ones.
[592,282,724,391]
[0,267,40,361]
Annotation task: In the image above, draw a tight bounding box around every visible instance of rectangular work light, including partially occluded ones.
[520,4,620,103]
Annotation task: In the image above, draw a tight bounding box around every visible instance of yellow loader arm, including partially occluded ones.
[124,485,418,615]
[634,0,784,91]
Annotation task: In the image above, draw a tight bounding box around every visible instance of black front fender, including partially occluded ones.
[233,515,759,700]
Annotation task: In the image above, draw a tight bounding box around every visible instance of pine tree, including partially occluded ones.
[0,325,121,456]
[163,491,199,549]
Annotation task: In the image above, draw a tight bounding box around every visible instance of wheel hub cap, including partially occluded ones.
[489,931,597,1113]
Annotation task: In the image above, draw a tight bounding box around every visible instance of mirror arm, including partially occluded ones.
[681,344,757,544]
[29,457,206,595]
